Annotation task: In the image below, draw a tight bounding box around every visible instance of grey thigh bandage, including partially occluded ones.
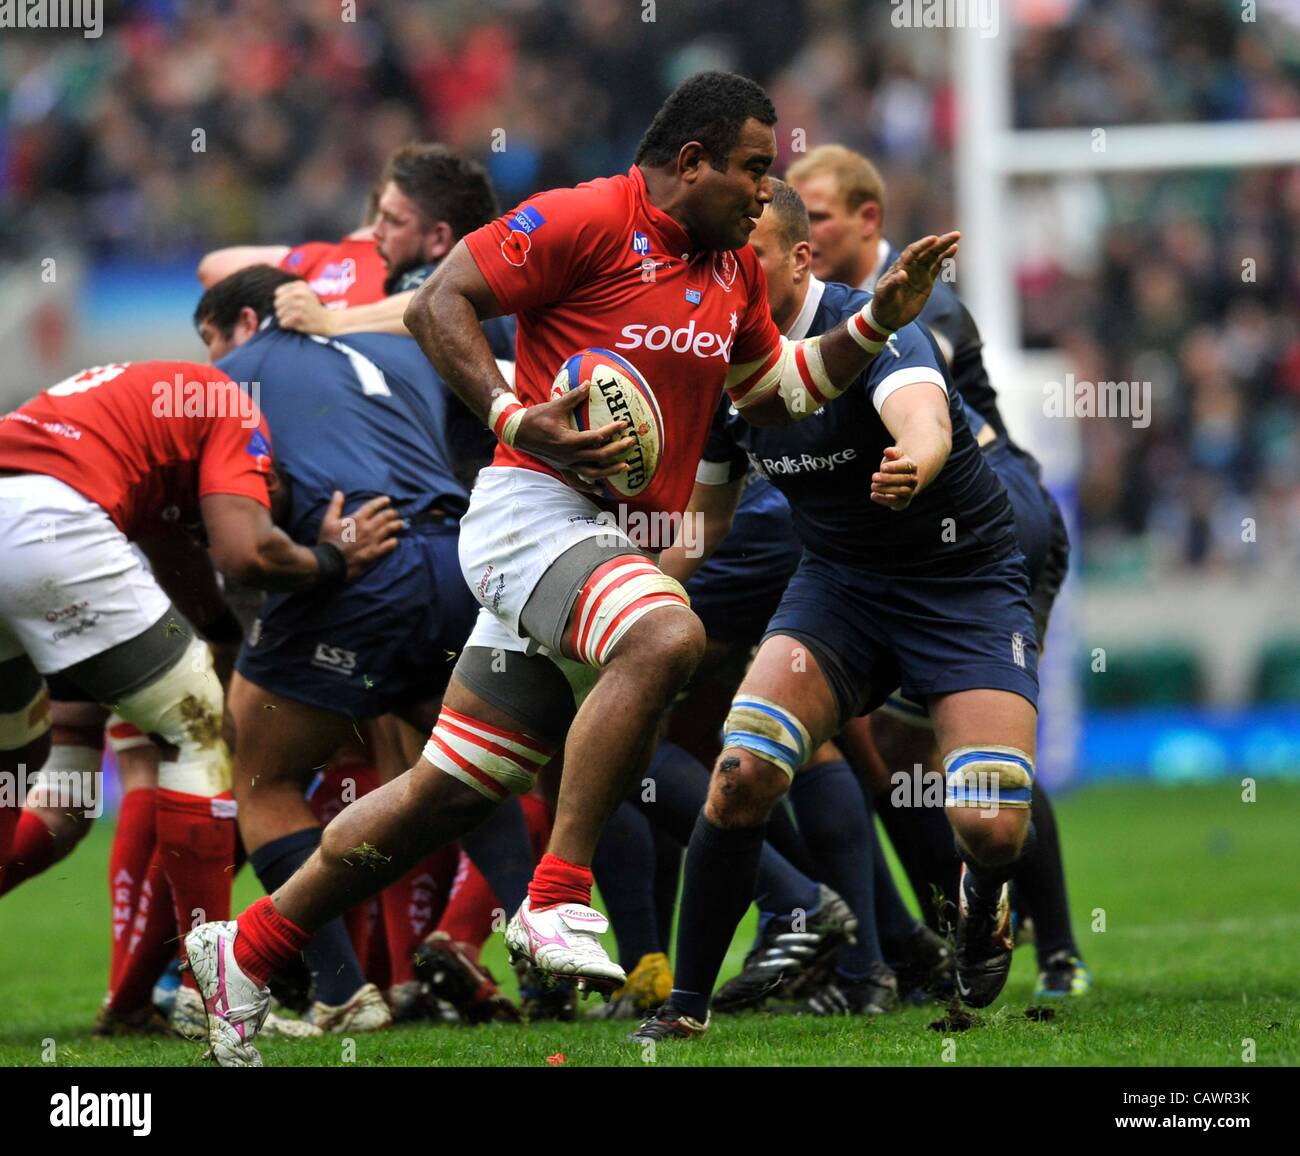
[520,536,654,657]
[451,645,577,743]
[59,606,194,703]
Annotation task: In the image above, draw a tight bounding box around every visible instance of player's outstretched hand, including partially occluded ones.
[870,446,919,511]
[870,231,960,333]
[514,382,635,492]
[319,491,405,579]
[275,281,334,336]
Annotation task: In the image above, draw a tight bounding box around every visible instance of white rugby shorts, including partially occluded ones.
[457,466,639,659]
[0,474,170,673]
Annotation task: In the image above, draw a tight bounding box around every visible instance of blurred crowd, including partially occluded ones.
[2,0,1298,573]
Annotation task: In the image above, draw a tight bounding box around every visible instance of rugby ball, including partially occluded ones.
[550,348,663,499]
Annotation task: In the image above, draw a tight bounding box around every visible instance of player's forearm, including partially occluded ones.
[817,323,890,394]
[323,291,417,337]
[729,305,896,428]
[212,527,332,592]
[197,245,290,287]
[658,478,742,585]
[890,410,951,494]
[405,280,511,425]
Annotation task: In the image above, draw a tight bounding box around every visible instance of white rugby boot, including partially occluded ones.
[505,897,626,997]
[309,982,393,1033]
[184,920,270,1067]
[173,984,323,1040]
[169,985,207,1040]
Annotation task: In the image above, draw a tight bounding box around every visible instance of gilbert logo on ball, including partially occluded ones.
[550,349,663,499]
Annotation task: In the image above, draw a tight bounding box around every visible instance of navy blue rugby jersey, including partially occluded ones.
[218,323,494,543]
[701,276,1017,574]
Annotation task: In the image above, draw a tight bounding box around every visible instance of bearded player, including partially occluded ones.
[183,70,956,1066]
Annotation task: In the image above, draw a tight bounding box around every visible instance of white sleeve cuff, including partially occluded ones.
[695,459,735,486]
[871,366,948,414]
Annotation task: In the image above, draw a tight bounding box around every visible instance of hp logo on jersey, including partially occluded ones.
[631,231,650,256]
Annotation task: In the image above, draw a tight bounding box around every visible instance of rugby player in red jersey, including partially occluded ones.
[193,146,517,1031]
[198,144,494,339]
[182,71,956,1066]
[0,361,400,1008]
[198,219,385,308]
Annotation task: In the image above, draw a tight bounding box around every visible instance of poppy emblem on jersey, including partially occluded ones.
[502,230,531,267]
[712,250,738,292]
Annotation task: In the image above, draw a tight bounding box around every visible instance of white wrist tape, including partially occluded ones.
[846,301,894,355]
[487,391,526,446]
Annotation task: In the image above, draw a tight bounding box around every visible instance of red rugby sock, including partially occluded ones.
[108,848,178,1012]
[0,804,19,867]
[528,852,593,911]
[232,896,312,987]
[382,846,457,985]
[437,851,497,954]
[0,811,57,896]
[108,788,157,989]
[155,788,236,987]
[520,793,554,857]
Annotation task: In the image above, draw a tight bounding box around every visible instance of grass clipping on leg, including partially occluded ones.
[342,842,392,870]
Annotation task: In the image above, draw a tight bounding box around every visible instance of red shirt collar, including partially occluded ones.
[628,165,697,259]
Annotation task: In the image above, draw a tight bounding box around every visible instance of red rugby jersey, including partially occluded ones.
[0,361,272,539]
[463,166,781,519]
[281,234,387,307]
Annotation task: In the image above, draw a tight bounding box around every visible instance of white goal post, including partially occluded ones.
[950,22,1300,781]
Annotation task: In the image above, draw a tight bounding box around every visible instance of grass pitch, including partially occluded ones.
[1,782,1297,1067]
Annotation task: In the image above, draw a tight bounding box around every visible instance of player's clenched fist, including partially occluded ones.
[513,381,635,489]
[275,281,334,336]
[869,231,960,333]
[870,446,920,511]
[318,491,405,579]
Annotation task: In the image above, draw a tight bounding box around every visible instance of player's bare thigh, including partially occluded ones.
[226,672,354,849]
